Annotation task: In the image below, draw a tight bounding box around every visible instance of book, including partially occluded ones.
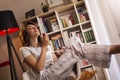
[42,18,49,33]
[49,40,54,51]
[59,37,65,48]
[50,34,65,50]
[63,31,69,45]
[45,19,53,32]
[60,17,67,28]
[77,7,89,22]
[49,18,59,31]
[37,17,46,33]
[84,32,88,42]
[60,14,78,28]
[84,30,96,43]
[76,32,84,42]
[90,30,95,41]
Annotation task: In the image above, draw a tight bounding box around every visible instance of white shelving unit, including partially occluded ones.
[20,0,99,80]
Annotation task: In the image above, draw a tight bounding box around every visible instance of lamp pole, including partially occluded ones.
[6,30,18,80]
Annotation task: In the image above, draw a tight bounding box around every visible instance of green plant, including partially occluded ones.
[41,2,49,13]
[41,3,49,8]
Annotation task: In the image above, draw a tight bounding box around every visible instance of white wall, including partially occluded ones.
[0,0,69,24]
[0,0,45,23]
[96,0,120,80]
[85,0,120,80]
[106,0,120,35]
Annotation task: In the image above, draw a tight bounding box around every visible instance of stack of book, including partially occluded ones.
[77,7,89,22]
[49,34,65,51]
[37,17,59,33]
[63,30,84,44]
[60,14,78,28]
[84,30,95,43]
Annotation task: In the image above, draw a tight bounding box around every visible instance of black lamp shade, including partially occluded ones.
[0,10,19,35]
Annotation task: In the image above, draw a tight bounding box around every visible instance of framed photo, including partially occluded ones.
[80,65,97,80]
[46,0,64,8]
[25,9,35,18]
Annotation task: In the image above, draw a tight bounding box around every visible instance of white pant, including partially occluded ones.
[41,37,83,80]
[41,37,111,80]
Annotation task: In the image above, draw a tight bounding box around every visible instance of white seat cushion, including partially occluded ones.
[23,71,31,80]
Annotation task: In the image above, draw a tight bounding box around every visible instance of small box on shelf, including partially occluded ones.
[76,5,89,23]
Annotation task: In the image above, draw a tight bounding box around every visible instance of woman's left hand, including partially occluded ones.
[54,47,64,57]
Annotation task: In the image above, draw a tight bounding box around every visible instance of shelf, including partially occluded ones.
[21,1,85,23]
[37,11,55,18]
[87,41,96,44]
[21,16,37,23]
[75,0,84,7]
[47,30,61,36]
[62,23,80,31]
[81,20,90,25]
[83,28,92,32]
[57,3,74,13]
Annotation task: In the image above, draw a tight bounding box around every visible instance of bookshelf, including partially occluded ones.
[20,0,98,80]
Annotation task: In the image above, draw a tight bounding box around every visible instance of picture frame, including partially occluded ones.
[80,65,97,80]
[25,9,35,18]
[46,0,64,8]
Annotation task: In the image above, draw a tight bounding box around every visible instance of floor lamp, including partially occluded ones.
[0,10,25,80]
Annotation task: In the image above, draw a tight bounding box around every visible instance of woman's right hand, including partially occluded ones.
[42,33,49,47]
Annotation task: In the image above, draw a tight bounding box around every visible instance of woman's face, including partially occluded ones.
[26,24,40,37]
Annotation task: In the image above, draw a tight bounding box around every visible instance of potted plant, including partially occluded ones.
[41,3,49,13]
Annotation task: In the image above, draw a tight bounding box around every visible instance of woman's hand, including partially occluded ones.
[55,47,65,57]
[41,33,49,47]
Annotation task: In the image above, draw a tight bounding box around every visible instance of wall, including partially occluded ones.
[85,0,120,80]
[0,0,46,23]
[105,0,120,35]
[0,0,70,23]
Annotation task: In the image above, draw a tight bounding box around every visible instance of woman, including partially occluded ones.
[20,21,120,80]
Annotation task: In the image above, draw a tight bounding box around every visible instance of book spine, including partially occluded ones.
[42,18,49,33]
[49,40,54,51]
[77,7,89,22]
[63,31,69,45]
[50,18,59,31]
[84,32,88,42]
[37,17,46,33]
[90,30,95,41]
[59,37,65,48]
